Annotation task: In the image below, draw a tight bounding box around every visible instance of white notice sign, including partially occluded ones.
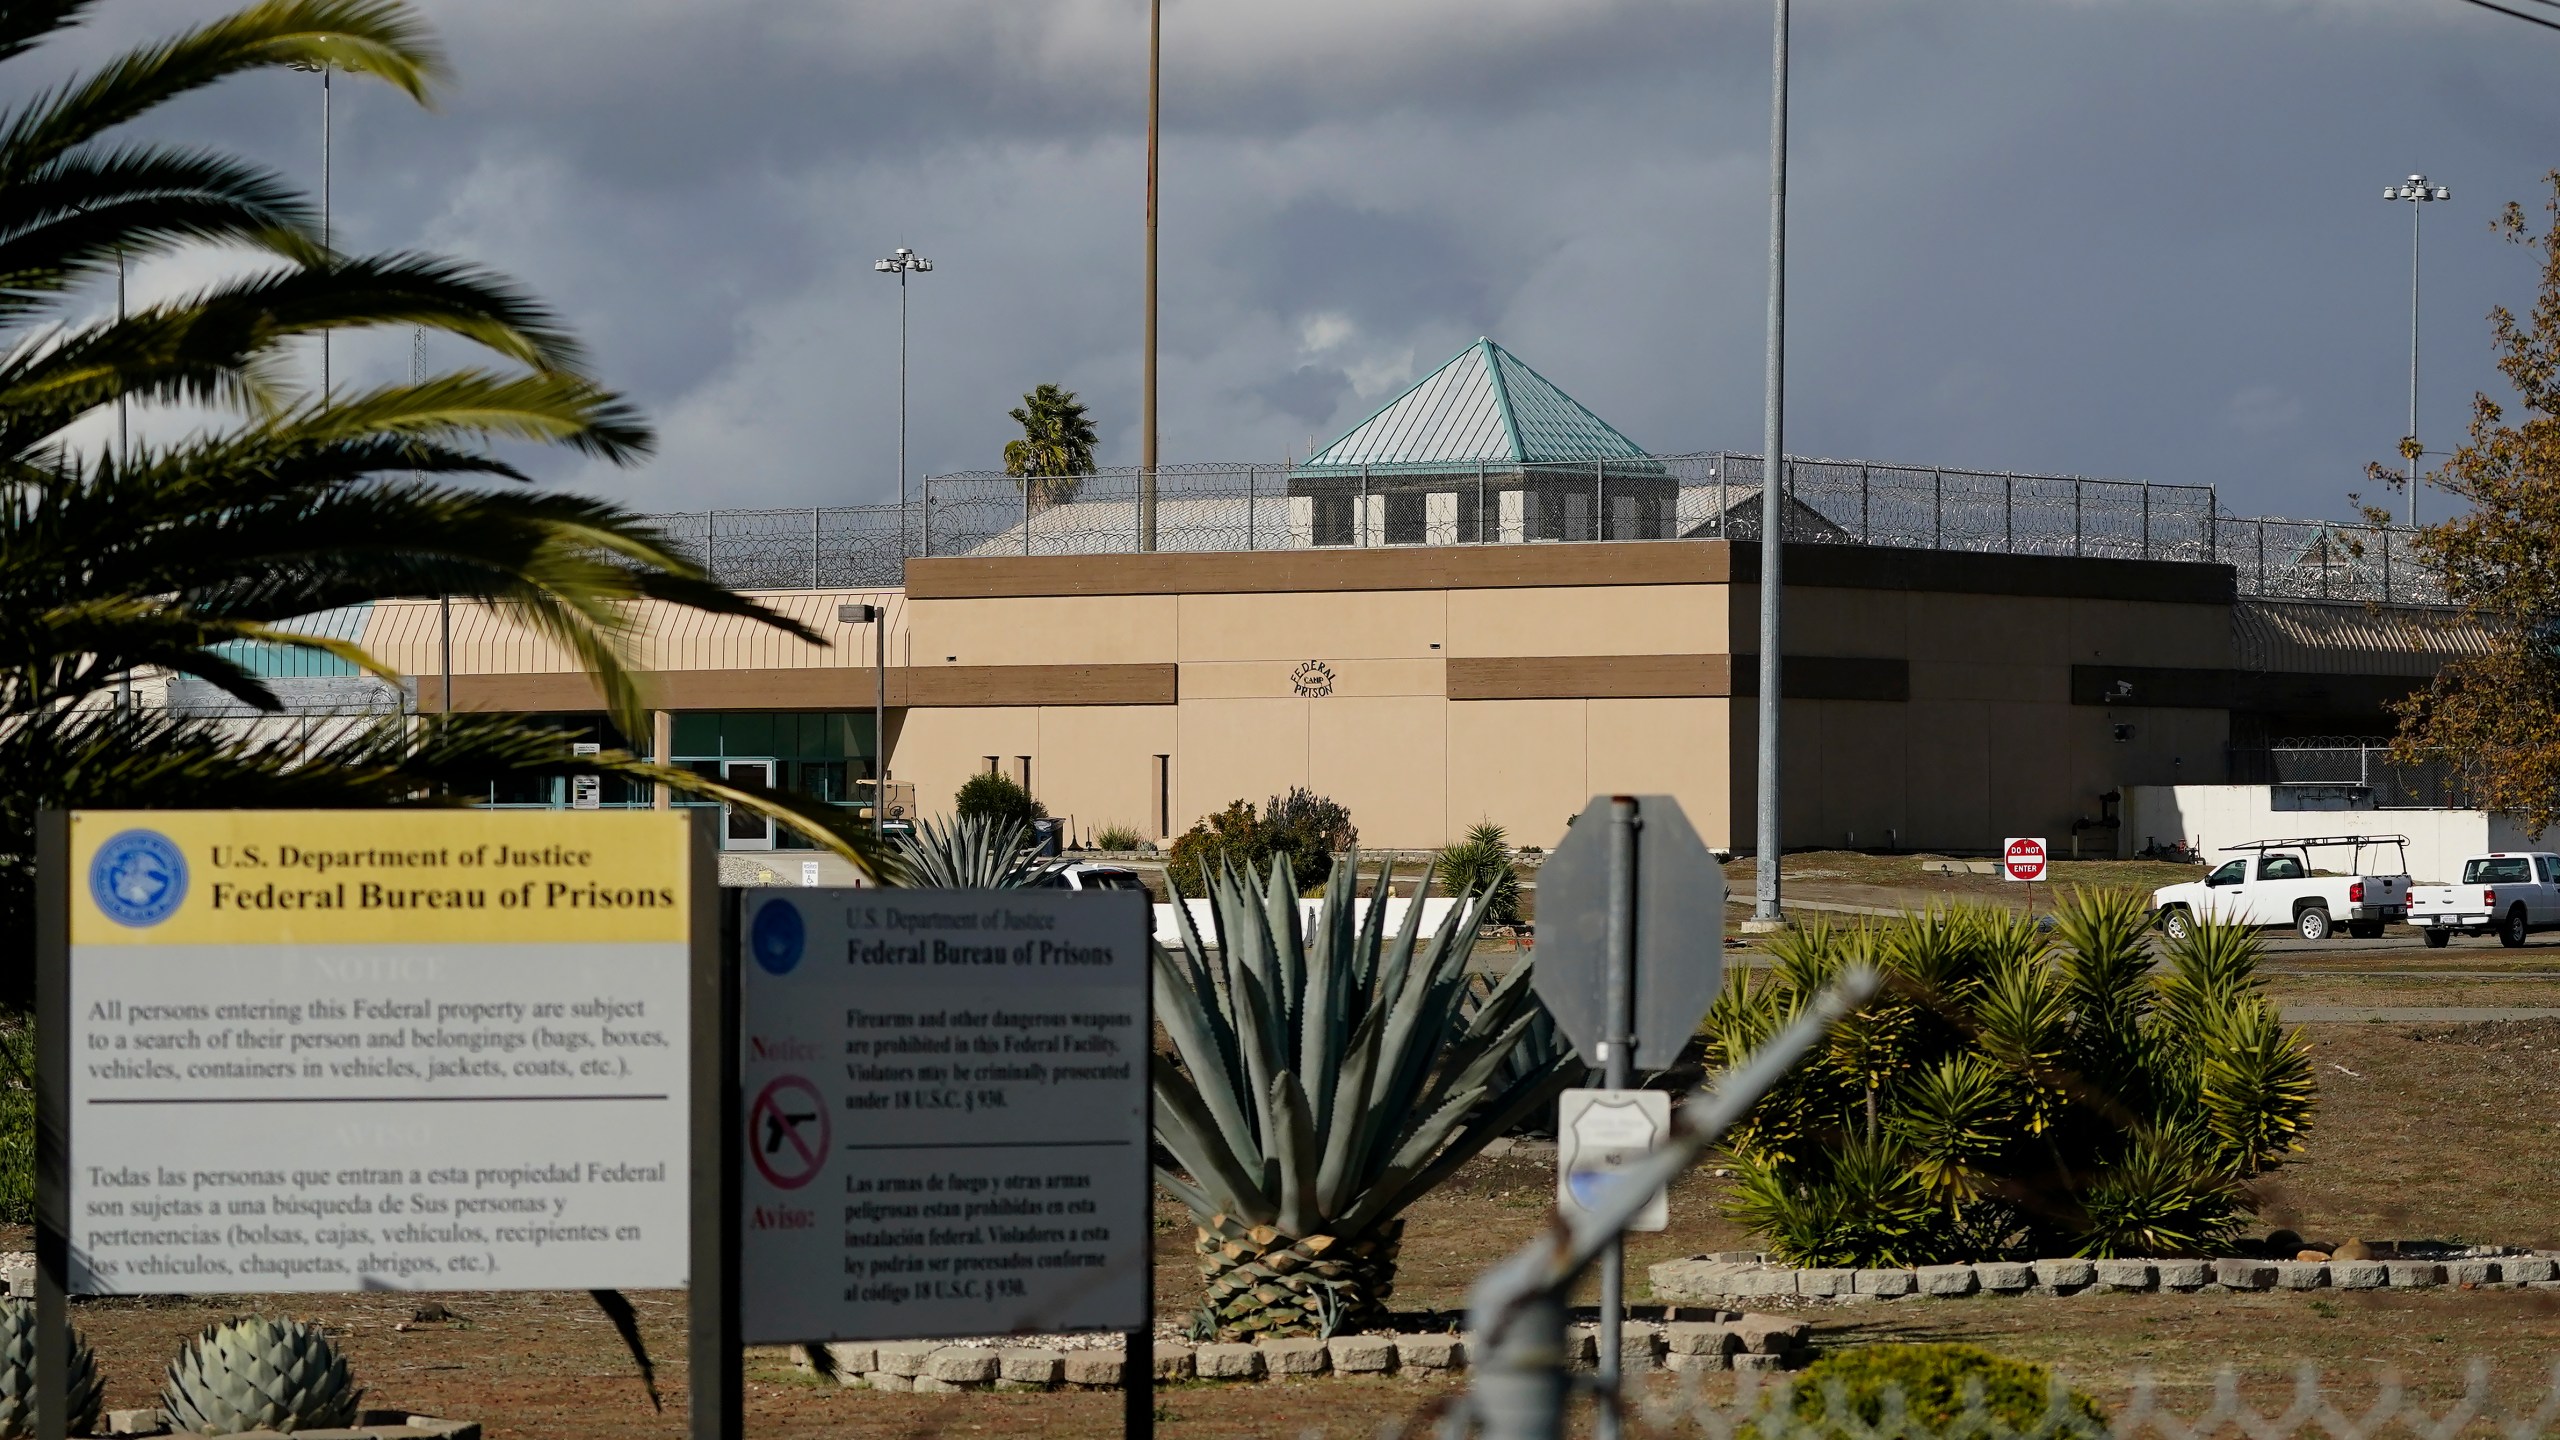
[53,811,700,1295]
[739,888,1151,1344]
[1556,1088,1671,1232]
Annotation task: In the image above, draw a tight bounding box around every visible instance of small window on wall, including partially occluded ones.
[983,756,1000,775]
[1313,494,1354,546]
[1383,491,1426,545]
[1153,755,1171,838]
[1014,757,1032,791]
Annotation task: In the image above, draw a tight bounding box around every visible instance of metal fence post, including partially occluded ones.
[921,480,934,558]
[1248,467,1258,552]
[1360,466,1370,547]
[706,510,718,587]
[2003,472,2014,553]
[1859,465,1869,543]
[2257,518,2266,595]
[1932,469,1943,549]
[1023,475,1032,557]
[2141,483,2151,561]
[809,507,820,588]
[2207,485,2219,564]
[2382,527,2392,603]
[1477,462,1488,544]
[1594,459,1605,541]
[2073,480,2082,558]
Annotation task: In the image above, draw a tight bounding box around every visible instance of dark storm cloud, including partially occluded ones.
[35,0,2560,521]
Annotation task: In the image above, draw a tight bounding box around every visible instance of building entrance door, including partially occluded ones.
[723,759,777,849]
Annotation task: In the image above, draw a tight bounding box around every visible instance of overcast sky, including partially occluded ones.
[42,0,2560,521]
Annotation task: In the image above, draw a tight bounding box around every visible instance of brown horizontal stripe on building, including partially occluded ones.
[417,663,1177,713]
[1446,654,1907,702]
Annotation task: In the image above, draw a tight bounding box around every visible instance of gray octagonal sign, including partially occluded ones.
[1531,795,1727,1072]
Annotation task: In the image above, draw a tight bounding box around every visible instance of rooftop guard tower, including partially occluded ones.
[1287,339,1677,546]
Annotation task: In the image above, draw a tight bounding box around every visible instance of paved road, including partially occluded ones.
[2282,1005,2560,1023]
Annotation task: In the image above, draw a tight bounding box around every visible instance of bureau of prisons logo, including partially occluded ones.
[89,829,187,927]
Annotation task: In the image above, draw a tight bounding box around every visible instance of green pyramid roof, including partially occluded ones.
[1299,339,1651,472]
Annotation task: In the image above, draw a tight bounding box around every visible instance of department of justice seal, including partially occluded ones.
[89,829,187,927]
[750,896,806,976]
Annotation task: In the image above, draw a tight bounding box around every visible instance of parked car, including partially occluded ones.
[2149,835,2412,942]
[2408,853,2560,948]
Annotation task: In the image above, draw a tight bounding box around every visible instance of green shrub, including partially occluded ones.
[1434,821,1522,926]
[0,1024,30,1226]
[1092,823,1144,852]
[954,772,1046,828]
[1264,786,1355,862]
[1748,1343,2106,1440]
[1166,790,1354,895]
[1166,799,1270,895]
[1708,892,2314,1266]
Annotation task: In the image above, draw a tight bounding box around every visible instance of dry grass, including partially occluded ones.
[40,1017,2560,1438]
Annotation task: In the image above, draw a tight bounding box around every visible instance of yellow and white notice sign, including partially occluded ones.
[62,810,698,1294]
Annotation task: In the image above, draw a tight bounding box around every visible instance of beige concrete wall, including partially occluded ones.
[893,703,1176,843]
[1721,584,2234,853]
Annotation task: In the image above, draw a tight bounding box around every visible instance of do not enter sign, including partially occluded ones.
[2003,837,2049,882]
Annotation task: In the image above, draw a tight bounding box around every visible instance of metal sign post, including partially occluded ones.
[1531,795,1725,1440]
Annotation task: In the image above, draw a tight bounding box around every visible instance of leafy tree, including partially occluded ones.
[1002,382,1097,506]
[953,771,1046,828]
[1708,893,2314,1265]
[2370,171,2560,831]
[0,0,880,1007]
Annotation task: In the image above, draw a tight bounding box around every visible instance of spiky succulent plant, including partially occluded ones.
[0,1298,102,1438]
[1152,852,1581,1339]
[892,813,1068,888]
[161,1316,361,1435]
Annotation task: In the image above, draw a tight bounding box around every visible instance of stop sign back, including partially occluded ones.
[2002,836,2049,882]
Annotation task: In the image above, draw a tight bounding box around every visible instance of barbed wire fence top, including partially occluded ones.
[643,454,2446,607]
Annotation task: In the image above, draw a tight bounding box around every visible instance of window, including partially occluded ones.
[983,756,999,775]
[2207,860,2246,887]
[1014,756,1032,791]
[1383,491,1426,545]
[1081,869,1146,891]
[2465,856,2534,884]
[2540,857,2559,884]
[1313,494,1355,546]
[2257,855,2305,881]
[1153,755,1171,838]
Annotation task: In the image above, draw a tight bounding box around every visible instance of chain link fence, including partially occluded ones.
[2226,735,2471,808]
[642,454,2445,606]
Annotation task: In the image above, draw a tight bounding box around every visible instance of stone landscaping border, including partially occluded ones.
[1649,1252,2560,1304]
[796,1313,1812,1394]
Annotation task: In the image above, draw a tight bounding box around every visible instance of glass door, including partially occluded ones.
[723,759,777,849]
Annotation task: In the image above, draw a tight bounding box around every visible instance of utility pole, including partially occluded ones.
[1139,0,1162,553]
[2387,174,2448,527]
[1748,0,1791,932]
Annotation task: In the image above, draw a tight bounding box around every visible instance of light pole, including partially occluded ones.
[1139,0,1162,553]
[874,247,933,563]
[838,603,890,839]
[1747,0,1791,933]
[2386,174,2449,527]
[290,60,333,397]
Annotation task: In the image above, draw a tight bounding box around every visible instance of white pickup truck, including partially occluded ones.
[2150,835,2413,942]
[2408,853,2560,948]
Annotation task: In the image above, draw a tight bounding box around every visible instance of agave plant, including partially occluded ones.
[0,1298,102,1438]
[161,1315,360,1434]
[1434,821,1523,927]
[1152,853,1580,1338]
[891,813,1069,888]
[1710,890,2315,1265]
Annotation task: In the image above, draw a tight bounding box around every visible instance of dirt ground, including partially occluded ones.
[39,995,2560,1439]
